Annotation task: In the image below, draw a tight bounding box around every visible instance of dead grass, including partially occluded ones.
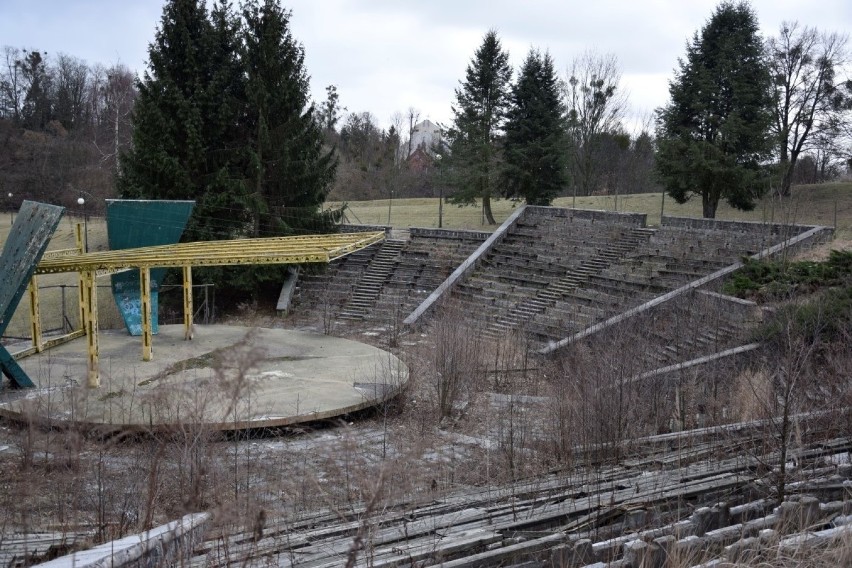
[332,181,852,239]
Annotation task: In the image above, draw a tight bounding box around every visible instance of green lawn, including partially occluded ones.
[331,182,852,239]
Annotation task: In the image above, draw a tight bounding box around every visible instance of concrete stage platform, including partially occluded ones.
[0,325,408,433]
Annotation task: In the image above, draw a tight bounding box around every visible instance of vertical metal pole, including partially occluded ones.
[659,191,666,224]
[183,265,194,340]
[28,276,42,352]
[834,200,838,232]
[78,276,86,334]
[438,187,443,229]
[140,267,153,361]
[60,285,68,333]
[204,284,210,324]
[82,271,99,388]
[75,223,84,253]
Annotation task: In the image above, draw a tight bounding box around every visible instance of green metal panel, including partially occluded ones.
[0,201,64,388]
[106,200,194,336]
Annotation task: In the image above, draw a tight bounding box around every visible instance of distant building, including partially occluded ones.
[405,119,442,158]
[406,146,435,173]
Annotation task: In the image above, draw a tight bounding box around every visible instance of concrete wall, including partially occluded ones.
[409,227,491,241]
[527,205,647,227]
[339,223,392,236]
[662,216,814,236]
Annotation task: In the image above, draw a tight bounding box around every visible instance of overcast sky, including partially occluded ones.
[2,1,850,132]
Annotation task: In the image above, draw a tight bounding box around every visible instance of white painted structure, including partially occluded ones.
[407,119,441,157]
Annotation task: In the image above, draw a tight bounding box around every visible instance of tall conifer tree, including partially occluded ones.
[502,49,567,205]
[118,0,248,241]
[656,1,773,218]
[242,0,336,237]
[445,30,512,225]
[119,0,338,298]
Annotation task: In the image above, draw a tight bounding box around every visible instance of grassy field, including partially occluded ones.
[332,182,852,239]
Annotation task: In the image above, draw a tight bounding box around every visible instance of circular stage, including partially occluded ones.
[0,325,408,433]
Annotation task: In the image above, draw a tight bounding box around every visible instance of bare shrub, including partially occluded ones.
[431,310,483,420]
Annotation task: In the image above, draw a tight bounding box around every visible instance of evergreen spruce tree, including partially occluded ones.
[655,1,773,219]
[502,49,567,205]
[445,30,512,225]
[241,0,336,237]
[117,0,248,241]
[119,0,338,298]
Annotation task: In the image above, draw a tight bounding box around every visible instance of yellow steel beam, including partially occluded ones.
[77,271,86,337]
[140,267,152,362]
[28,276,43,352]
[35,232,384,274]
[75,223,84,253]
[183,265,193,340]
[42,248,82,260]
[81,271,99,388]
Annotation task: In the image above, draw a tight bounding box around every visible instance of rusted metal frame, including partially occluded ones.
[34,232,385,274]
[26,231,384,386]
[140,267,152,362]
[13,329,86,360]
[326,232,385,260]
[28,276,43,352]
[183,266,193,340]
[80,270,99,388]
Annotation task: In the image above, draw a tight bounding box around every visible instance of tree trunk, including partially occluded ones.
[779,158,794,197]
[702,193,718,219]
[482,193,496,225]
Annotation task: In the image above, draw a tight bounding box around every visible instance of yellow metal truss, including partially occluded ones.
[25,231,384,387]
[35,232,384,274]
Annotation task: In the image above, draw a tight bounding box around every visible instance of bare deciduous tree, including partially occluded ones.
[768,22,850,195]
[89,63,136,173]
[564,51,628,198]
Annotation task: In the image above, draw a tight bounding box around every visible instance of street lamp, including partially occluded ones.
[6,193,12,225]
[77,196,88,252]
[435,154,443,228]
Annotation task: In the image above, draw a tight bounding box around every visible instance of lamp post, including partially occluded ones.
[435,154,443,228]
[6,192,12,225]
[77,196,88,253]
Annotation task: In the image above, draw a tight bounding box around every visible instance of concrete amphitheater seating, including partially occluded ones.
[292,227,487,324]
[294,208,829,358]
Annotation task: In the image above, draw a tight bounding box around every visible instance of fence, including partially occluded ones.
[0,282,215,343]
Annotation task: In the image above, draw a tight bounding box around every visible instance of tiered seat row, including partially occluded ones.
[291,243,382,313]
[450,214,619,327]
[293,211,807,343]
[364,233,486,324]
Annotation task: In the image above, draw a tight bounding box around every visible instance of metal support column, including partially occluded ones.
[76,223,86,333]
[81,271,99,388]
[140,266,153,361]
[28,276,43,352]
[183,265,193,340]
[75,223,84,253]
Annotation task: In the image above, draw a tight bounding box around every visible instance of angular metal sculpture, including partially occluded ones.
[106,200,194,336]
[0,201,64,388]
